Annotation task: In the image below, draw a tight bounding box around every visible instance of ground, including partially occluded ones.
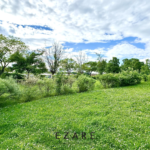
[0,82,150,149]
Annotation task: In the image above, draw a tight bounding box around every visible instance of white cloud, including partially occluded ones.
[1,0,150,60]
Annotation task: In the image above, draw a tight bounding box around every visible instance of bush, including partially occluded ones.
[0,77,20,99]
[99,73,120,88]
[99,68,141,88]
[77,75,96,92]
[147,75,150,81]
[22,77,38,86]
[21,86,38,102]
[61,84,75,95]
[55,73,76,95]
[37,78,56,97]
[120,68,141,86]
[55,72,64,95]
[141,74,148,82]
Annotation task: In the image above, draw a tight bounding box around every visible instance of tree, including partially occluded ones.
[120,59,131,71]
[75,51,88,74]
[141,65,150,75]
[0,34,28,76]
[82,61,97,75]
[43,41,65,75]
[106,57,120,73]
[97,59,107,75]
[60,58,76,75]
[10,50,47,79]
[121,58,144,72]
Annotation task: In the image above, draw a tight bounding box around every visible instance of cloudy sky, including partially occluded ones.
[0,0,150,63]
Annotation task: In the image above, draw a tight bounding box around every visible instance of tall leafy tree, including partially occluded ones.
[0,34,27,75]
[97,59,107,74]
[10,50,47,79]
[106,57,120,73]
[60,58,76,75]
[82,61,97,75]
[141,65,150,75]
[121,58,144,72]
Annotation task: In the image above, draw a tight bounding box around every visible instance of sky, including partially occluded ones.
[0,0,150,63]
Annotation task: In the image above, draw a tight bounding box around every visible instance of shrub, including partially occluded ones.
[22,77,38,86]
[21,86,38,102]
[147,75,150,81]
[55,73,76,95]
[0,77,20,99]
[99,73,120,88]
[77,75,96,92]
[61,84,75,95]
[99,68,141,88]
[141,74,148,82]
[55,72,64,95]
[120,68,141,86]
[37,78,56,97]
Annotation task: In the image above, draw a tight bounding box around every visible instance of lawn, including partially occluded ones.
[0,82,150,149]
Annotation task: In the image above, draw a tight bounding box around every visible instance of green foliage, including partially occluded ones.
[99,73,120,88]
[0,77,20,99]
[37,78,56,96]
[147,75,150,81]
[82,61,97,74]
[9,50,47,79]
[55,72,64,95]
[1,72,25,79]
[61,84,75,95]
[121,58,144,72]
[22,78,38,86]
[105,57,120,73]
[97,59,107,74]
[141,65,150,75]
[0,34,28,75]
[119,68,141,86]
[55,73,76,95]
[99,68,141,88]
[20,78,39,102]
[77,74,96,92]
[21,86,38,102]
[141,74,148,82]
[60,58,76,75]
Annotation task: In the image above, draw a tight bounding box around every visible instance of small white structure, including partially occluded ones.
[40,73,52,78]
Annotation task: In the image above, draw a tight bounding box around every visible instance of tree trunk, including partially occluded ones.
[0,67,5,76]
[27,72,29,79]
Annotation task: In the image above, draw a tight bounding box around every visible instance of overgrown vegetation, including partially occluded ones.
[0,74,96,103]
[99,68,142,88]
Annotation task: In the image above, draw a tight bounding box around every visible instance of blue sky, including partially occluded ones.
[0,0,150,62]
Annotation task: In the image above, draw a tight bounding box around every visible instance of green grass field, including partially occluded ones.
[0,82,150,149]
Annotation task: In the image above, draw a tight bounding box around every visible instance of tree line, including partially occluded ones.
[0,34,150,79]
